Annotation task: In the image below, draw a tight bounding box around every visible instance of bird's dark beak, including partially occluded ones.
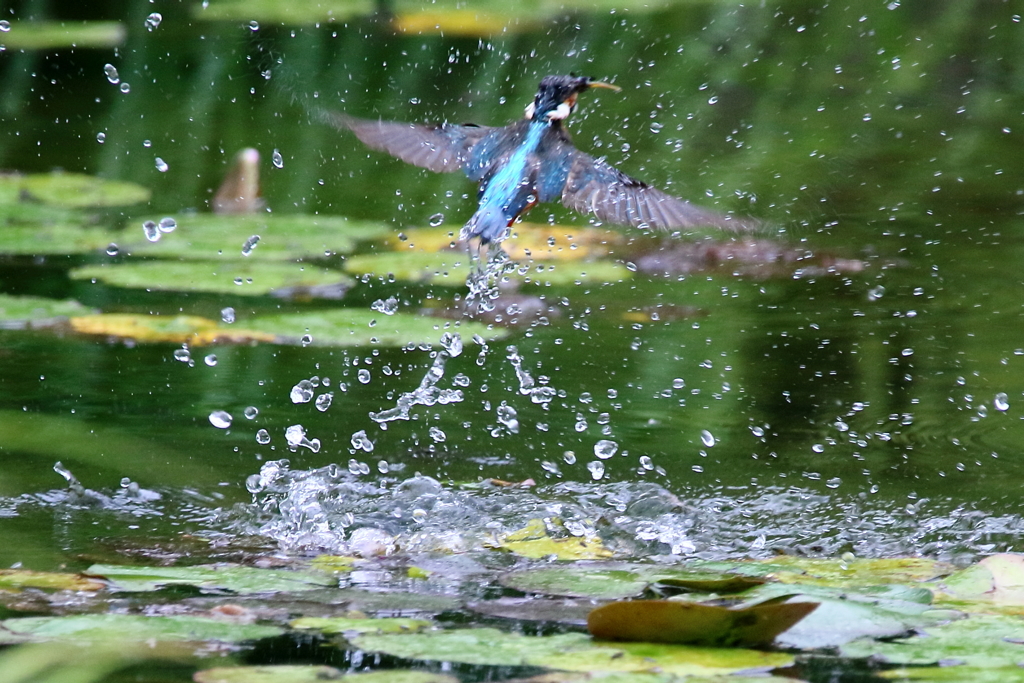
[587,81,621,92]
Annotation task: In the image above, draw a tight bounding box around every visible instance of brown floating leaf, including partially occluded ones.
[587,598,818,648]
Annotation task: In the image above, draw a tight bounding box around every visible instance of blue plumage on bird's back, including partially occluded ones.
[462,121,547,244]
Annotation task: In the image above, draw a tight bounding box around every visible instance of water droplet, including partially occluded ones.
[290,379,315,404]
[429,426,446,443]
[371,296,399,315]
[204,354,217,366]
[155,157,168,172]
[143,139,152,148]
[700,429,715,447]
[300,334,313,347]
[357,369,371,384]
[594,439,618,459]
[221,307,235,324]
[144,12,162,30]
[105,243,119,256]
[639,455,654,470]
[867,285,885,301]
[142,220,160,242]
[994,392,1010,411]
[103,64,120,84]
[826,477,842,489]
[158,217,176,233]
[563,450,576,465]
[351,429,374,452]
[119,82,131,94]
[209,410,232,429]
[496,402,519,433]
[901,348,913,357]
[272,149,283,168]
[812,443,825,453]
[750,425,765,437]
[672,378,685,389]
[249,20,260,31]
[587,461,605,480]
[315,392,333,412]
[255,428,270,444]
[96,132,106,143]
[173,348,191,363]
[377,460,390,473]
[244,406,259,419]
[0,21,10,32]
[440,332,462,357]
[241,234,260,255]
[428,212,444,227]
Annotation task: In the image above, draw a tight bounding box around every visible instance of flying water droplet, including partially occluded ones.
[440,332,462,357]
[496,402,519,434]
[371,296,399,315]
[96,132,106,143]
[221,307,235,324]
[429,426,446,443]
[255,429,270,444]
[204,354,217,366]
[103,64,120,84]
[119,82,131,94]
[357,369,371,384]
[158,217,176,233]
[700,430,716,447]
[594,439,618,459]
[563,450,577,464]
[428,212,444,227]
[994,392,1010,411]
[639,455,654,470]
[315,392,333,412]
[285,424,320,452]
[144,12,162,30]
[209,410,233,429]
[173,347,191,363]
[155,157,168,172]
[300,334,313,347]
[587,461,605,480]
[244,406,259,419]
[351,430,374,452]
[272,149,283,168]
[241,234,260,256]
[0,21,10,32]
[142,220,160,242]
[105,243,119,256]
[290,379,315,404]
[249,20,260,31]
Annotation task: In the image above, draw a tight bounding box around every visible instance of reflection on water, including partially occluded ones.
[1,1,1024,568]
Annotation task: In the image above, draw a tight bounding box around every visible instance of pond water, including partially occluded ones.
[1,1,1023,679]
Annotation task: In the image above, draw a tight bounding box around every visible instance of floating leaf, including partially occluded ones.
[0,613,281,645]
[587,599,817,648]
[0,21,126,50]
[195,667,459,683]
[380,224,622,261]
[240,308,506,347]
[0,223,123,255]
[466,598,595,626]
[69,314,276,345]
[936,553,1024,611]
[12,172,149,207]
[0,295,94,329]
[70,260,354,298]
[309,555,357,574]
[351,627,794,675]
[655,574,765,593]
[324,588,462,615]
[754,556,954,587]
[842,613,1024,668]
[291,616,431,635]
[493,519,612,561]
[881,665,1024,682]
[393,9,540,36]
[127,215,391,260]
[86,563,335,594]
[0,569,104,593]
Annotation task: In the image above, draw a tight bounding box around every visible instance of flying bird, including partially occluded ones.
[329,75,751,244]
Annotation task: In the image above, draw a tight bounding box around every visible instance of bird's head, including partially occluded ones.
[524,75,620,123]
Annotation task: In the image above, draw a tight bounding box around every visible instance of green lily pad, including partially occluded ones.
[936,553,1024,610]
[195,667,459,683]
[8,172,149,208]
[0,21,126,50]
[0,295,94,328]
[752,556,955,587]
[516,674,800,683]
[127,215,391,260]
[86,563,336,594]
[466,598,595,626]
[322,588,463,615]
[291,616,431,635]
[241,308,506,346]
[499,564,760,601]
[344,250,631,286]
[842,613,1024,667]
[0,614,282,645]
[70,260,354,298]
[0,223,123,255]
[882,665,1024,682]
[587,598,817,648]
[350,627,794,675]
[0,569,104,593]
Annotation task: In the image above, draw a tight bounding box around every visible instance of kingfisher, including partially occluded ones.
[329,75,750,244]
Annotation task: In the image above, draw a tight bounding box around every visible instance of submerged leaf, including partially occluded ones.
[86,563,335,594]
[70,260,354,298]
[586,599,817,647]
[0,613,281,645]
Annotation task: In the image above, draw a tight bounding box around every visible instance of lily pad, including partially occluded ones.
[240,308,506,346]
[466,598,595,626]
[70,260,354,298]
[936,553,1024,611]
[0,295,94,329]
[195,668,459,683]
[753,556,955,587]
[127,215,391,260]
[9,172,149,208]
[69,314,276,345]
[881,665,1024,682]
[344,250,630,286]
[291,616,431,635]
[86,563,336,594]
[381,224,624,262]
[493,519,613,561]
[841,613,1024,667]
[349,627,794,675]
[0,223,123,255]
[0,613,282,645]
[587,599,817,648]
[0,21,126,50]
[309,555,357,574]
[0,569,104,593]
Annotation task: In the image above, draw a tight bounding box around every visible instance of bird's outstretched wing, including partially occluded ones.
[555,145,754,233]
[325,112,494,173]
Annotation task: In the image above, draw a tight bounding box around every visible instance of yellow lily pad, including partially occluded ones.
[69,314,276,345]
[756,556,955,587]
[492,518,612,561]
[393,9,540,36]
[0,570,105,593]
[380,224,624,261]
[935,553,1024,612]
[309,555,357,574]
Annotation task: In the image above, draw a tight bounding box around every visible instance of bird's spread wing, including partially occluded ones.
[326,112,494,173]
[555,145,753,233]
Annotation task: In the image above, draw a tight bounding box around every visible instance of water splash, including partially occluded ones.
[369,334,465,425]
